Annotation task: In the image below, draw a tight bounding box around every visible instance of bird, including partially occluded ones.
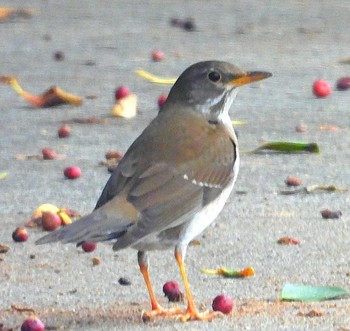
[36,61,271,322]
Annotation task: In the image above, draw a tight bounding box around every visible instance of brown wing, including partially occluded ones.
[107,110,238,249]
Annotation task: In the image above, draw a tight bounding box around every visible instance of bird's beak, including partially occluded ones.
[228,71,272,87]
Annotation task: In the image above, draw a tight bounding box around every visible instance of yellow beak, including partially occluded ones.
[229,71,272,87]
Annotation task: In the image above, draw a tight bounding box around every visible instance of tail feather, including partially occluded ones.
[35,207,130,245]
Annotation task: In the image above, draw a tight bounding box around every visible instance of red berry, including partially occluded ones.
[312,79,332,98]
[42,147,57,160]
[163,281,183,302]
[295,124,307,133]
[81,241,97,252]
[12,227,29,242]
[212,294,233,314]
[152,50,165,62]
[64,166,81,179]
[41,211,61,231]
[115,86,130,100]
[58,125,71,138]
[21,317,45,331]
[284,175,302,187]
[157,94,168,109]
[336,76,350,91]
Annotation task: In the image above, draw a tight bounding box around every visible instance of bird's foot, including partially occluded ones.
[141,306,184,322]
[178,308,224,322]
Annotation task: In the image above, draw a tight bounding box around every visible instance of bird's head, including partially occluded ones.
[165,61,272,124]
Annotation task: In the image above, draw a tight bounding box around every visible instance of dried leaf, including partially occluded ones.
[232,120,247,126]
[281,283,349,302]
[14,153,65,160]
[201,266,255,278]
[277,237,300,245]
[111,94,137,119]
[280,184,347,195]
[0,243,10,253]
[251,141,320,154]
[66,117,107,124]
[136,69,176,85]
[0,7,34,22]
[319,125,339,131]
[1,76,82,107]
[10,303,35,313]
[297,309,324,317]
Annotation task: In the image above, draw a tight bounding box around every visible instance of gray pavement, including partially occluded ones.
[1,1,350,330]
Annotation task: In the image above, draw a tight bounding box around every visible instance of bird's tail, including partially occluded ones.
[35,206,131,245]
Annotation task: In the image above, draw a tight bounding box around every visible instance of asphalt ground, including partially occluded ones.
[1,1,350,330]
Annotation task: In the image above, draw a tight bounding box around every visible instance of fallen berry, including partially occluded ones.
[118,277,132,286]
[21,317,45,331]
[42,147,57,160]
[312,79,332,98]
[58,124,71,138]
[81,241,97,252]
[54,51,65,61]
[157,93,168,109]
[212,294,233,314]
[115,86,131,100]
[41,211,61,231]
[152,50,165,62]
[285,176,302,187]
[12,227,29,242]
[163,281,183,302]
[320,209,342,219]
[64,166,81,179]
[336,76,350,91]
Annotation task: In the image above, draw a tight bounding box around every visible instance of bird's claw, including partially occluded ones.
[141,306,184,322]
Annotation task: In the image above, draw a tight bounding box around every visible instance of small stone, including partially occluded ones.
[320,209,342,219]
[54,51,65,61]
[118,277,132,286]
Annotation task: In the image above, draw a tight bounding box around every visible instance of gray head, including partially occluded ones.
[164,60,272,123]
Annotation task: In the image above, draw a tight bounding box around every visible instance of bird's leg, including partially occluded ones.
[138,251,182,320]
[175,246,222,322]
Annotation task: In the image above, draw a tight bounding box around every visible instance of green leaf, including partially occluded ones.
[252,141,320,154]
[281,283,349,302]
[0,172,8,180]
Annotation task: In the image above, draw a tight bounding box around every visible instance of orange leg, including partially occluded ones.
[138,251,182,320]
[175,249,222,322]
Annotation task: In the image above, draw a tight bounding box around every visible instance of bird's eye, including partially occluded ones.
[208,71,221,82]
